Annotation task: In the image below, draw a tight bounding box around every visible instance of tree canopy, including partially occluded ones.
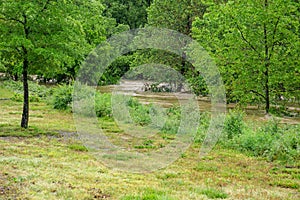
[192,0,300,113]
[0,0,114,127]
[0,0,299,128]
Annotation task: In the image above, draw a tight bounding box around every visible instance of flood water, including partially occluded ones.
[98,80,300,124]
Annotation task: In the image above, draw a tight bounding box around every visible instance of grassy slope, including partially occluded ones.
[0,87,299,199]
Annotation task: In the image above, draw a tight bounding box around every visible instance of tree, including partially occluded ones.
[192,0,300,113]
[144,0,209,95]
[0,0,108,128]
[148,0,206,35]
[103,0,152,29]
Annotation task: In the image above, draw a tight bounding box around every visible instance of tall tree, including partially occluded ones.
[0,0,107,128]
[192,0,300,113]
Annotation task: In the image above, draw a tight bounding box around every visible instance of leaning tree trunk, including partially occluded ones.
[21,53,29,128]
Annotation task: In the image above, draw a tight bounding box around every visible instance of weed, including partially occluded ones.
[68,143,88,152]
[198,188,228,199]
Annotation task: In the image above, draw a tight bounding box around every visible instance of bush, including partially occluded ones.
[194,112,210,143]
[11,92,41,102]
[224,118,300,164]
[158,106,180,134]
[268,125,300,163]
[2,80,50,98]
[232,129,274,157]
[128,98,151,126]
[95,93,112,118]
[51,84,73,110]
[223,109,245,139]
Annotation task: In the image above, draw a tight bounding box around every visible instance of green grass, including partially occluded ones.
[0,86,13,99]
[197,188,228,199]
[0,86,300,199]
[1,135,299,199]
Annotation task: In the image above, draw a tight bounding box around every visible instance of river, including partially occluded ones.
[98,80,300,125]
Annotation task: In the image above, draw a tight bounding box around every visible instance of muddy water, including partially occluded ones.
[98,80,300,124]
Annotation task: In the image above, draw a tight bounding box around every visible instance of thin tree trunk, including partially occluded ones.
[21,15,30,128]
[265,62,270,113]
[264,0,270,114]
[21,54,29,128]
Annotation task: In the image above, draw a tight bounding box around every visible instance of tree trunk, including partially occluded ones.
[21,52,29,128]
[265,63,270,113]
[264,0,270,114]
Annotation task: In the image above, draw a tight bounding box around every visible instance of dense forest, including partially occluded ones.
[0,0,299,128]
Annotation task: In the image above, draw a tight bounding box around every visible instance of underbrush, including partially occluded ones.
[1,80,299,165]
[219,110,300,165]
[49,84,300,165]
[1,80,51,102]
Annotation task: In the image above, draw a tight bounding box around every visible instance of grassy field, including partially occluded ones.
[0,86,299,199]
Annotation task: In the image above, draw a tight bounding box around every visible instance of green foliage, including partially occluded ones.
[0,0,117,127]
[103,0,151,29]
[267,125,300,163]
[160,106,181,134]
[223,109,245,139]
[95,93,113,118]
[68,143,88,152]
[192,0,300,112]
[99,55,132,86]
[51,84,73,110]
[0,124,57,137]
[232,129,274,157]
[198,188,228,199]
[224,119,300,164]
[187,75,209,96]
[127,98,151,126]
[2,80,50,98]
[11,93,40,103]
[194,112,210,143]
[2,80,50,103]
[148,0,206,35]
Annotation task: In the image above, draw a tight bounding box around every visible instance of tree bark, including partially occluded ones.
[21,14,30,129]
[21,53,29,128]
[265,62,270,113]
[264,0,270,114]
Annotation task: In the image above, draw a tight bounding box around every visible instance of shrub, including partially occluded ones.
[194,112,210,143]
[51,84,73,110]
[224,119,300,164]
[11,93,41,102]
[2,80,50,98]
[232,129,274,157]
[223,109,245,139]
[160,106,181,134]
[95,93,112,118]
[268,125,300,163]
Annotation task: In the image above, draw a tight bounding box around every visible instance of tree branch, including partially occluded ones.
[269,17,280,60]
[250,89,266,100]
[0,16,24,25]
[235,24,262,58]
[226,12,262,58]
